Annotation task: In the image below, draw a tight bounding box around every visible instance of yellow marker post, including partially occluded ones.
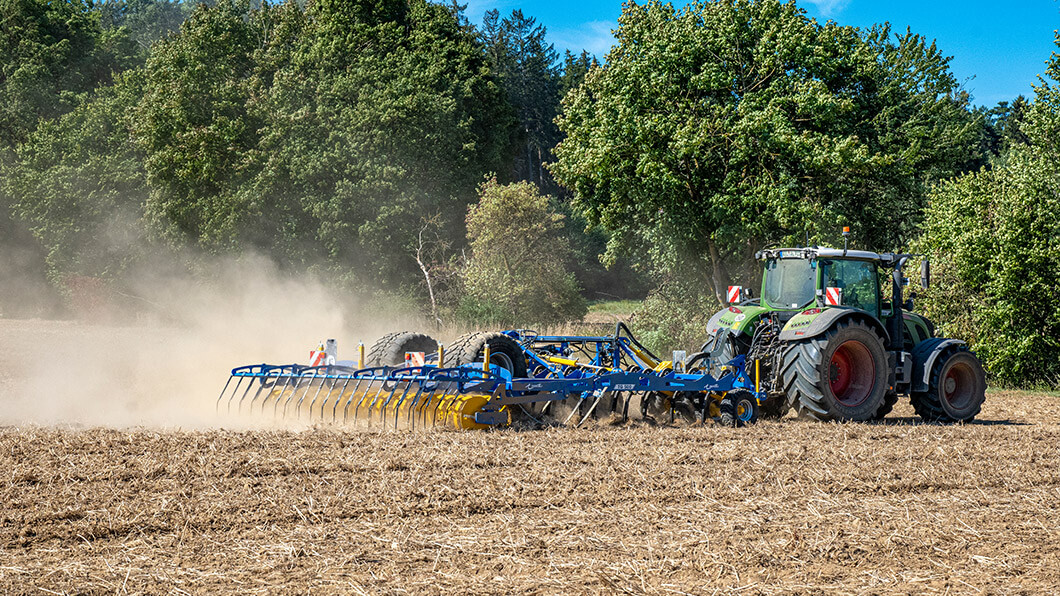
[483,344,491,372]
[755,359,760,393]
[358,342,365,369]
[438,343,445,367]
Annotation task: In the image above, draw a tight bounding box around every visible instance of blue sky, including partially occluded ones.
[462,0,1060,107]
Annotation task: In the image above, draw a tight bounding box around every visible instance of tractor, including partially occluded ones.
[702,230,986,423]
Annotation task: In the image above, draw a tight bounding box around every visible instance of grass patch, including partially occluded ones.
[587,299,642,316]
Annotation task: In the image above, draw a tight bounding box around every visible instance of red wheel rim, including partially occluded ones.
[942,361,976,410]
[828,340,875,407]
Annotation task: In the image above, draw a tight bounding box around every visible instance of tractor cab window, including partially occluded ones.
[820,259,879,315]
[762,258,816,309]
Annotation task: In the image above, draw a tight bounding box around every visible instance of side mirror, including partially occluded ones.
[920,259,930,289]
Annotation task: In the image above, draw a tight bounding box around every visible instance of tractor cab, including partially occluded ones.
[755,247,884,319]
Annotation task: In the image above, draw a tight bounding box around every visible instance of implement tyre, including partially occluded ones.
[780,320,888,422]
[367,331,438,366]
[911,349,985,423]
[718,390,759,427]
[448,331,528,378]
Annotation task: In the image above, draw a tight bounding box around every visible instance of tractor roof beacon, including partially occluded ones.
[702,236,986,423]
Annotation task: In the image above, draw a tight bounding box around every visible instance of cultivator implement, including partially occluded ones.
[217,364,505,429]
[218,325,767,429]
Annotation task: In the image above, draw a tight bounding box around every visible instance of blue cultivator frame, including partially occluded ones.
[217,325,765,429]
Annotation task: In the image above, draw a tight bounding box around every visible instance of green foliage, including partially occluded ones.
[553,0,981,303]
[630,283,716,356]
[479,9,559,185]
[98,0,191,51]
[461,178,587,326]
[137,1,259,247]
[4,71,147,278]
[558,50,597,98]
[0,0,137,148]
[916,34,1060,387]
[6,0,516,292]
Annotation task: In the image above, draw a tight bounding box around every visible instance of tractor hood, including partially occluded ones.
[707,304,771,337]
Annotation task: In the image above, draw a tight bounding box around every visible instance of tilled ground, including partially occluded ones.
[2,390,1059,595]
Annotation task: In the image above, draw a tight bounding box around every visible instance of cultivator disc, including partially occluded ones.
[216,364,507,430]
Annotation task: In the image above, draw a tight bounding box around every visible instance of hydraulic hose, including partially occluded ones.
[614,321,662,364]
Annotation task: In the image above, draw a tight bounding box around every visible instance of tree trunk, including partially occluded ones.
[707,236,731,305]
[525,132,534,184]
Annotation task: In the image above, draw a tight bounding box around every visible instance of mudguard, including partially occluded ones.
[911,337,967,393]
[779,306,890,345]
[706,304,770,337]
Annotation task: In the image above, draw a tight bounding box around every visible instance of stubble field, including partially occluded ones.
[1,319,1059,594]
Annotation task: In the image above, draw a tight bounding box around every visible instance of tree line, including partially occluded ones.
[1,0,1055,386]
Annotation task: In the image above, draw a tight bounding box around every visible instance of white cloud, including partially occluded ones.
[800,0,851,17]
[550,21,617,60]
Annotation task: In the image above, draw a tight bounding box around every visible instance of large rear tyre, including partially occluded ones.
[366,331,438,366]
[448,331,528,378]
[872,391,899,421]
[780,320,888,422]
[911,349,986,423]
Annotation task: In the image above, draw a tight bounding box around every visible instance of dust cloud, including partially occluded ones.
[0,253,425,428]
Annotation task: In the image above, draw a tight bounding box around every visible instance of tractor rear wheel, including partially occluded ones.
[367,331,438,367]
[872,391,899,421]
[448,331,528,378]
[911,349,986,423]
[780,320,888,421]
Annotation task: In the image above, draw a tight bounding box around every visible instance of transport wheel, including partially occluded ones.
[448,331,528,378]
[718,390,759,427]
[705,332,790,419]
[780,320,888,421]
[911,349,986,423]
[366,331,438,366]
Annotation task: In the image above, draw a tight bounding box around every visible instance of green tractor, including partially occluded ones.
[702,235,986,423]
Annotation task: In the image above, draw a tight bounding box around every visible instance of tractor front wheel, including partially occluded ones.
[780,320,888,421]
[911,349,986,423]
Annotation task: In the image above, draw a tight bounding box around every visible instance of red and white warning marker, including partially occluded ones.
[825,287,843,306]
[727,285,742,304]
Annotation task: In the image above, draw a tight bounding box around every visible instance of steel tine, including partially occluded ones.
[343,376,367,423]
[217,375,235,413]
[385,376,416,428]
[306,370,330,420]
[562,393,587,426]
[284,373,314,418]
[405,377,433,430]
[247,370,278,412]
[330,374,355,422]
[576,390,608,427]
[296,370,325,419]
[271,371,298,417]
[377,376,405,426]
[396,376,426,429]
[356,376,388,425]
[264,370,293,414]
[225,376,246,413]
[411,378,438,430]
[235,376,258,414]
[431,378,459,428]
